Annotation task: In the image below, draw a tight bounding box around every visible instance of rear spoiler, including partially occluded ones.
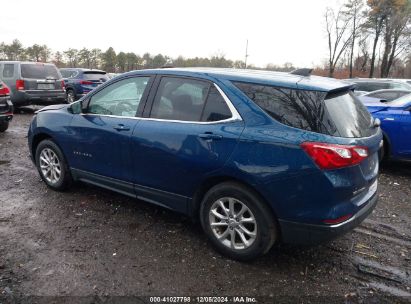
[326,85,356,99]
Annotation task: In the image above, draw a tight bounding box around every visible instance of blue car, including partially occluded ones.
[28,68,382,260]
[361,93,411,160]
[60,68,109,103]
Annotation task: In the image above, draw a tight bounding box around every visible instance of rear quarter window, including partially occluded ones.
[3,64,14,78]
[233,82,375,138]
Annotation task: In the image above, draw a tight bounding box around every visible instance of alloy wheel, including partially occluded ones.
[209,197,257,250]
[39,148,62,184]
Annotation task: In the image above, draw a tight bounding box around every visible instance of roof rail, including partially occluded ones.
[290,68,313,77]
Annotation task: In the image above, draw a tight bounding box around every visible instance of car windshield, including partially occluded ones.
[21,63,60,79]
[387,93,411,107]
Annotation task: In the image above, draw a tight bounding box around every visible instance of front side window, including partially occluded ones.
[150,77,232,122]
[88,77,149,117]
[3,64,14,78]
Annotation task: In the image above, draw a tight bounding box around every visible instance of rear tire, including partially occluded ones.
[66,90,75,103]
[35,139,72,191]
[0,121,9,132]
[200,182,278,261]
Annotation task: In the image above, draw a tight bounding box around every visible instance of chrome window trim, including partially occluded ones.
[81,83,243,125]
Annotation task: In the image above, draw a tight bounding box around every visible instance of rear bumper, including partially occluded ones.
[11,91,66,106]
[0,98,14,121]
[279,191,378,245]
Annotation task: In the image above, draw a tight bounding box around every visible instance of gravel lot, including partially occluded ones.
[1,110,410,303]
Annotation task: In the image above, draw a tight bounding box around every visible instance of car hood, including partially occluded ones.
[35,104,68,113]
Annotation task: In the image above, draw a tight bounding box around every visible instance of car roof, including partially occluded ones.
[125,68,352,92]
[60,68,106,73]
[0,61,56,66]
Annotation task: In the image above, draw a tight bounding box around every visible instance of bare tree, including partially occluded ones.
[343,0,365,77]
[325,7,354,77]
[380,1,411,77]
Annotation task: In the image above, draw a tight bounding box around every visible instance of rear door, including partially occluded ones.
[130,76,244,212]
[68,76,153,188]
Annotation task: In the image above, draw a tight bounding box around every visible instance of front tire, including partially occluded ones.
[35,140,72,191]
[0,121,9,132]
[200,182,278,261]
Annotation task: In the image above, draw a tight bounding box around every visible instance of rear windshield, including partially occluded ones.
[323,91,374,137]
[21,64,60,79]
[233,82,375,138]
[83,72,109,82]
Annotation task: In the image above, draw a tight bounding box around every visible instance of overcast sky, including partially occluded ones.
[1,0,342,67]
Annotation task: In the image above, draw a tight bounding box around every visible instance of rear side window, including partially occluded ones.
[21,64,60,79]
[60,69,78,78]
[83,72,109,82]
[201,86,232,122]
[234,82,375,138]
[150,77,233,122]
[3,64,14,78]
[151,77,209,121]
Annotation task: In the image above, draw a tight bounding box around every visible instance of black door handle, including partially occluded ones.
[199,133,223,140]
[113,124,130,131]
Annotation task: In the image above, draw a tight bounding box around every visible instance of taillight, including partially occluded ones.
[0,85,10,95]
[301,142,369,170]
[16,79,25,91]
[61,80,65,91]
[80,80,93,85]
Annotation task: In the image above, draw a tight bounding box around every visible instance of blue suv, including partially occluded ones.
[60,68,109,103]
[28,68,382,260]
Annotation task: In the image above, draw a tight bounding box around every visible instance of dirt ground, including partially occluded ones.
[0,111,410,304]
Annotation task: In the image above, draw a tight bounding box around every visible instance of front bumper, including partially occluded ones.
[279,191,378,245]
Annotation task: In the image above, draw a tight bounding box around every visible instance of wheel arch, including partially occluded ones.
[382,130,392,160]
[190,175,280,225]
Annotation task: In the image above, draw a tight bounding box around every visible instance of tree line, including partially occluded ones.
[0,41,252,73]
[324,0,411,78]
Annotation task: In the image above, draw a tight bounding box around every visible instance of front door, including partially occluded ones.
[68,76,152,186]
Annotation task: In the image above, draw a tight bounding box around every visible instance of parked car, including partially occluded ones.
[28,68,382,260]
[0,61,66,107]
[60,68,109,103]
[362,93,411,161]
[0,80,13,132]
[347,78,411,95]
[382,78,411,85]
[359,89,411,102]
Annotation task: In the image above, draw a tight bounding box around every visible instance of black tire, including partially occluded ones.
[66,89,75,104]
[380,138,390,162]
[0,121,9,132]
[200,182,278,261]
[35,139,72,191]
